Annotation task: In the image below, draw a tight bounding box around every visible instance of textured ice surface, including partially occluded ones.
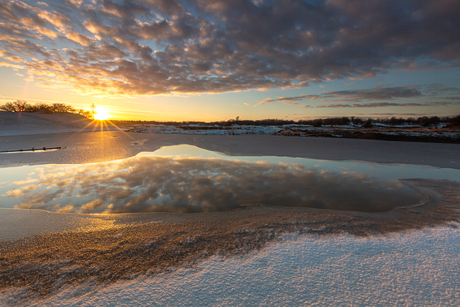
[1,144,459,306]
[5,225,459,306]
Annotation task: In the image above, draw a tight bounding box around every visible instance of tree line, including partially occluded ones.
[0,100,93,119]
[209,115,460,128]
[113,115,460,128]
[2,100,459,128]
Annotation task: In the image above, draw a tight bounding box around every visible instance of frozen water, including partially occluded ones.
[1,145,459,306]
[3,145,457,215]
[5,225,459,306]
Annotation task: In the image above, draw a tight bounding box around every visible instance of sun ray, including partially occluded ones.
[105,119,137,140]
[63,113,137,146]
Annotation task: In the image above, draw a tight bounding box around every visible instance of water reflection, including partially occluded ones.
[2,156,421,213]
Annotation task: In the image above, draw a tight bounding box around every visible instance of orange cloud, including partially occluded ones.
[66,32,92,46]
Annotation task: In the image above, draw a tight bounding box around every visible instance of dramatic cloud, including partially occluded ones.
[1,0,460,96]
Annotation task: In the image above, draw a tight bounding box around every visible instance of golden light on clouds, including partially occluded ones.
[0,0,459,120]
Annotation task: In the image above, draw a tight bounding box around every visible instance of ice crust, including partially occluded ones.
[3,225,459,306]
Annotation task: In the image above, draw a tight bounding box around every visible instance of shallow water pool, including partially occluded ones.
[0,145,458,214]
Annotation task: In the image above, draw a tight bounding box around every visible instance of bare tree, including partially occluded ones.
[0,100,28,112]
[51,103,75,113]
[15,100,28,112]
[0,102,16,112]
[90,103,96,120]
[77,109,92,118]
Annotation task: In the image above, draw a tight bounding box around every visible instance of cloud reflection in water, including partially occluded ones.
[6,157,421,214]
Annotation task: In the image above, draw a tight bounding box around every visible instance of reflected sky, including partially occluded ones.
[0,146,430,214]
[148,145,460,182]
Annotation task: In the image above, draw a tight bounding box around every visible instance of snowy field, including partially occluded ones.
[0,111,122,137]
[0,124,459,306]
[2,225,460,306]
[129,122,460,141]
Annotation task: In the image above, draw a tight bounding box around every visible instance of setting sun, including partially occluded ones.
[94,107,111,121]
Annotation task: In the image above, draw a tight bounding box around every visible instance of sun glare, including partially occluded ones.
[94,107,111,121]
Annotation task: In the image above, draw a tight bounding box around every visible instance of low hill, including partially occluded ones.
[0,111,93,136]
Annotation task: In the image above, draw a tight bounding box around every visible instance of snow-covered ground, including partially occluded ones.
[3,225,460,306]
[130,124,282,135]
[0,112,121,136]
[130,123,460,141]
[0,111,458,140]
[1,118,459,306]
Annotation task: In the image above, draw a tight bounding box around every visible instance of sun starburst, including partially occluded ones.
[94,107,111,121]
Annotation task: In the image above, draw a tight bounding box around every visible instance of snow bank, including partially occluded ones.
[129,123,460,140]
[5,225,460,306]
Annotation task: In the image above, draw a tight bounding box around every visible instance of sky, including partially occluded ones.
[0,0,459,121]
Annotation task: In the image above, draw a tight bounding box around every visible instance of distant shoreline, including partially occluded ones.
[130,124,460,144]
[1,111,459,143]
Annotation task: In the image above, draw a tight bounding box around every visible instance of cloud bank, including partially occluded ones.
[1,0,460,96]
[258,86,460,108]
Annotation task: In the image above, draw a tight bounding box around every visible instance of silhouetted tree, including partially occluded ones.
[449,115,460,127]
[313,119,322,127]
[0,100,27,112]
[90,103,96,120]
[0,102,16,112]
[363,119,373,128]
